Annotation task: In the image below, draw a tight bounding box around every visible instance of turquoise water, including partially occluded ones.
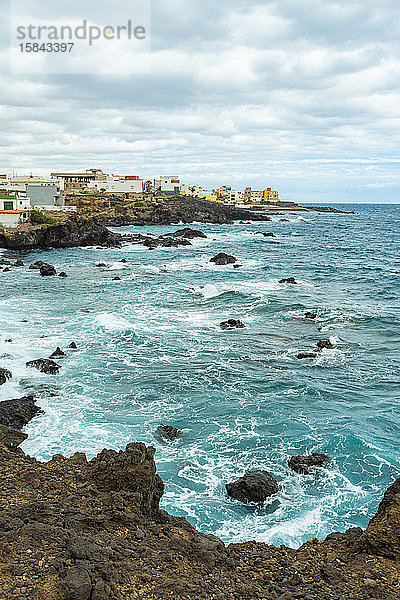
[1,204,399,548]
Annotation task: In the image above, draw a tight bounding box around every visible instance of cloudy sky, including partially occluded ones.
[1,0,399,202]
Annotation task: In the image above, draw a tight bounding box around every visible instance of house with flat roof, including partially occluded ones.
[0,193,30,228]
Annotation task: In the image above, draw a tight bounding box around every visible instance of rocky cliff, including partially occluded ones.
[0,217,121,250]
[0,426,399,600]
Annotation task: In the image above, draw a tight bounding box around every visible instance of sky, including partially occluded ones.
[1,0,399,203]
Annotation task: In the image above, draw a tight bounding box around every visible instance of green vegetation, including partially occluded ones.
[29,210,57,225]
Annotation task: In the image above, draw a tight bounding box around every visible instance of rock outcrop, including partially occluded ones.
[0,395,41,430]
[155,424,182,442]
[0,217,121,250]
[226,470,279,504]
[220,319,245,330]
[288,453,330,474]
[26,358,61,374]
[0,368,12,386]
[210,253,237,265]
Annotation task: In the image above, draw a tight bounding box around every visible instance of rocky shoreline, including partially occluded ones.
[0,406,399,600]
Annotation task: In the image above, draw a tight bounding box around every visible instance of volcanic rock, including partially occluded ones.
[220,319,245,330]
[316,339,334,351]
[0,395,41,430]
[165,227,207,239]
[226,470,279,504]
[26,358,61,374]
[29,261,45,269]
[279,277,297,284]
[0,368,12,386]
[39,263,56,276]
[288,453,330,474]
[49,347,66,359]
[210,253,237,265]
[58,271,68,277]
[305,312,317,320]
[155,424,182,442]
[297,353,317,360]
[68,342,78,349]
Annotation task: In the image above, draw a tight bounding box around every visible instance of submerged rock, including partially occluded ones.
[316,339,334,351]
[220,319,245,330]
[113,276,121,281]
[0,395,41,430]
[58,271,68,277]
[155,424,182,442]
[288,453,330,474]
[26,358,61,374]
[0,368,12,386]
[39,263,56,276]
[226,470,279,504]
[279,277,297,284]
[96,262,107,267]
[297,352,317,360]
[305,312,317,320]
[49,347,66,359]
[68,342,78,349]
[210,253,237,265]
[29,261,45,269]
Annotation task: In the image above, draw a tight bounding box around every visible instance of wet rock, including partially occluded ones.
[316,339,334,350]
[68,342,78,349]
[29,261,45,270]
[144,236,192,248]
[39,263,56,276]
[26,358,61,374]
[0,396,41,430]
[0,368,12,385]
[155,424,182,442]
[254,232,276,237]
[165,228,207,239]
[49,347,66,359]
[96,263,107,267]
[226,470,279,504]
[288,453,330,474]
[233,264,242,269]
[58,271,68,277]
[297,353,317,360]
[220,319,245,330]
[305,312,317,320]
[3,267,11,272]
[120,258,127,263]
[0,424,28,449]
[210,253,237,265]
[112,276,121,281]
[13,259,24,267]
[279,277,297,284]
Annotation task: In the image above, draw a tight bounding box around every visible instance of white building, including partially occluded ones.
[160,176,180,192]
[0,194,30,228]
[87,175,143,194]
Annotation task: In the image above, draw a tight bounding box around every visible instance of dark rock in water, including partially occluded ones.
[210,253,237,265]
[226,470,279,504]
[0,395,41,430]
[316,339,334,351]
[49,347,66,359]
[305,312,317,320]
[120,258,128,263]
[254,232,276,237]
[165,227,207,239]
[19,380,60,397]
[40,263,56,276]
[288,453,330,474]
[144,236,192,248]
[13,259,24,267]
[29,261,45,270]
[113,276,121,281]
[96,263,107,267]
[58,271,68,277]
[3,267,11,272]
[297,353,317,360]
[0,368,12,386]
[233,264,242,269]
[280,218,290,222]
[220,319,245,330]
[155,423,182,442]
[68,342,78,349]
[5,339,12,343]
[279,277,297,284]
[0,424,28,449]
[26,358,61,374]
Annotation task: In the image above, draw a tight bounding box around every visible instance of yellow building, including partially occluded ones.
[263,188,280,202]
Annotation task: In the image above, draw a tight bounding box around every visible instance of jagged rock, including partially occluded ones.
[210,253,237,265]
[0,368,12,386]
[288,453,330,474]
[68,342,78,349]
[0,396,41,430]
[143,236,192,248]
[226,470,279,504]
[26,358,61,374]
[0,424,28,449]
[3,267,10,272]
[165,228,207,239]
[254,231,276,237]
[305,312,317,320]
[297,353,317,360]
[120,258,127,263]
[49,347,66,359]
[29,261,45,269]
[61,565,92,600]
[220,319,245,330]
[40,263,57,276]
[112,276,121,281]
[317,339,334,351]
[59,271,68,277]
[96,263,107,267]
[13,259,24,266]
[155,424,182,442]
[279,277,297,284]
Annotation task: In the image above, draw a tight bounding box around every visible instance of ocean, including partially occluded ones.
[1,203,399,548]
